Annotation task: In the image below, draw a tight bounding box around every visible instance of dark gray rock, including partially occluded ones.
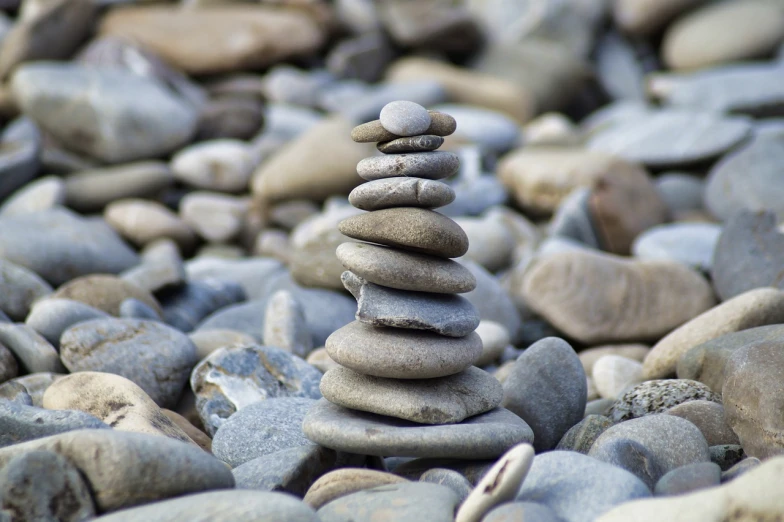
[191,344,322,436]
[0,208,139,286]
[60,318,198,408]
[710,445,746,471]
[0,450,95,522]
[317,482,459,522]
[517,451,651,522]
[0,322,64,374]
[357,151,460,181]
[212,397,316,468]
[711,210,784,300]
[348,177,455,211]
[654,462,721,496]
[587,437,665,490]
[556,414,613,454]
[419,468,472,504]
[0,118,41,202]
[377,134,444,154]
[303,399,533,459]
[160,278,246,333]
[501,337,587,451]
[25,298,110,348]
[608,379,720,422]
[342,271,479,337]
[0,400,109,448]
[0,344,17,384]
[232,444,366,497]
[0,259,52,321]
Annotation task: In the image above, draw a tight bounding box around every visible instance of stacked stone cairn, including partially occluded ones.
[303,101,533,459]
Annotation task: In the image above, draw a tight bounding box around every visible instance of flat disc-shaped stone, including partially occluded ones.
[348,177,455,211]
[342,271,479,337]
[320,366,503,424]
[351,112,457,143]
[336,242,476,294]
[325,320,481,379]
[339,208,468,258]
[377,135,444,154]
[303,400,533,459]
[357,152,460,181]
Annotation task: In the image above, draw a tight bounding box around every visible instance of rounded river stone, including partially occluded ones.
[336,242,476,294]
[325,320,482,379]
[320,365,502,424]
[380,100,432,136]
[348,177,455,211]
[357,151,460,181]
[351,111,457,142]
[377,134,444,154]
[305,469,408,510]
[303,399,533,459]
[318,482,458,522]
[339,208,469,258]
[608,379,721,423]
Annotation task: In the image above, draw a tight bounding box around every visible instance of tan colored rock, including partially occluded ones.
[53,274,161,317]
[522,250,715,344]
[252,116,376,203]
[104,199,196,251]
[614,0,706,36]
[43,372,197,446]
[642,288,784,380]
[578,344,650,375]
[592,355,644,399]
[304,468,408,509]
[99,5,326,75]
[306,347,339,374]
[664,400,739,446]
[662,1,784,71]
[474,320,510,367]
[161,409,212,453]
[385,56,535,123]
[596,455,784,522]
[179,192,249,244]
[497,147,649,217]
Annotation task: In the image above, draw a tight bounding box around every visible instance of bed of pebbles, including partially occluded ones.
[1,0,784,520]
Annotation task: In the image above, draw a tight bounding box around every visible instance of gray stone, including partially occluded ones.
[342,271,479,337]
[0,259,51,320]
[2,372,62,407]
[0,381,32,405]
[431,103,521,153]
[0,118,42,203]
[712,210,784,300]
[357,151,460,181]
[548,187,601,249]
[587,109,752,168]
[654,462,721,496]
[318,482,459,522]
[337,241,476,294]
[325,320,481,379]
[25,298,110,348]
[0,450,95,522]
[483,502,563,522]
[459,259,523,343]
[516,451,651,522]
[379,100,431,136]
[191,344,322,436]
[60,318,198,408]
[120,238,185,293]
[0,208,139,286]
[0,344,17,384]
[303,399,533,459]
[590,414,711,482]
[556,414,614,454]
[419,468,472,504]
[377,134,444,154]
[348,177,455,211]
[352,111,456,143]
[232,444,366,498]
[92,490,318,522]
[0,400,109,448]
[392,458,492,484]
[608,379,720,422]
[161,278,246,333]
[655,173,705,216]
[119,298,161,320]
[321,366,502,424]
[263,290,312,358]
[11,62,198,163]
[665,400,740,446]
[327,31,394,83]
[0,323,64,374]
[710,445,746,471]
[632,223,721,272]
[212,397,316,468]
[0,430,234,512]
[502,337,587,451]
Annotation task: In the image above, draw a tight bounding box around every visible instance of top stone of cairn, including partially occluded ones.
[379,100,432,136]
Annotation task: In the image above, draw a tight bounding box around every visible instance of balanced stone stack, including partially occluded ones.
[303,101,533,459]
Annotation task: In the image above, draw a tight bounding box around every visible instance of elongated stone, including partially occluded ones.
[351,111,457,142]
[349,177,455,211]
[377,135,444,154]
[357,151,460,181]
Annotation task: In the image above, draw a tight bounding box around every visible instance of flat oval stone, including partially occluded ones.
[380,100,431,136]
[0,400,109,448]
[303,399,533,459]
[420,469,472,504]
[305,469,408,510]
[632,222,721,272]
[665,400,739,446]
[0,323,64,374]
[377,134,444,154]
[348,177,455,211]
[351,111,457,142]
[326,320,481,379]
[342,271,479,337]
[339,208,468,258]
[320,366,502,424]
[53,274,161,317]
[357,151,460,181]
[336,242,476,294]
[318,482,458,522]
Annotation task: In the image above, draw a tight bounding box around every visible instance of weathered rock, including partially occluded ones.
[356,151,460,182]
[0,323,64,374]
[318,482,459,522]
[377,134,444,154]
[348,177,455,211]
[608,379,720,422]
[0,258,52,320]
[305,469,408,509]
[556,414,614,454]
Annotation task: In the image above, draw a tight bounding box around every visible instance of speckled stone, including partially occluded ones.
[351,111,457,142]
[303,400,533,459]
[336,242,476,294]
[356,152,460,181]
[320,366,502,424]
[377,134,444,154]
[379,100,431,136]
[608,379,721,423]
[710,445,746,471]
[325,320,482,379]
[556,415,614,454]
[191,343,322,436]
[348,177,455,211]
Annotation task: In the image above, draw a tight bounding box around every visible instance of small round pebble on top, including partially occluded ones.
[379,101,432,137]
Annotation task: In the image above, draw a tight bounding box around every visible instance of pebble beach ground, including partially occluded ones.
[1,0,784,521]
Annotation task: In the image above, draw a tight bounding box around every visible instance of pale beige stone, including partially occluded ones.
[592,355,644,399]
[304,468,408,509]
[104,198,196,251]
[614,0,707,36]
[188,329,256,362]
[578,344,650,375]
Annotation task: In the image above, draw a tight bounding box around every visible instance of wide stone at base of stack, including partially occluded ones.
[302,101,533,459]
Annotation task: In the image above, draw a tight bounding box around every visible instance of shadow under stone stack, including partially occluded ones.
[302,101,533,459]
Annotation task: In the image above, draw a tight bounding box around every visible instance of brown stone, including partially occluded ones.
[52,274,161,317]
